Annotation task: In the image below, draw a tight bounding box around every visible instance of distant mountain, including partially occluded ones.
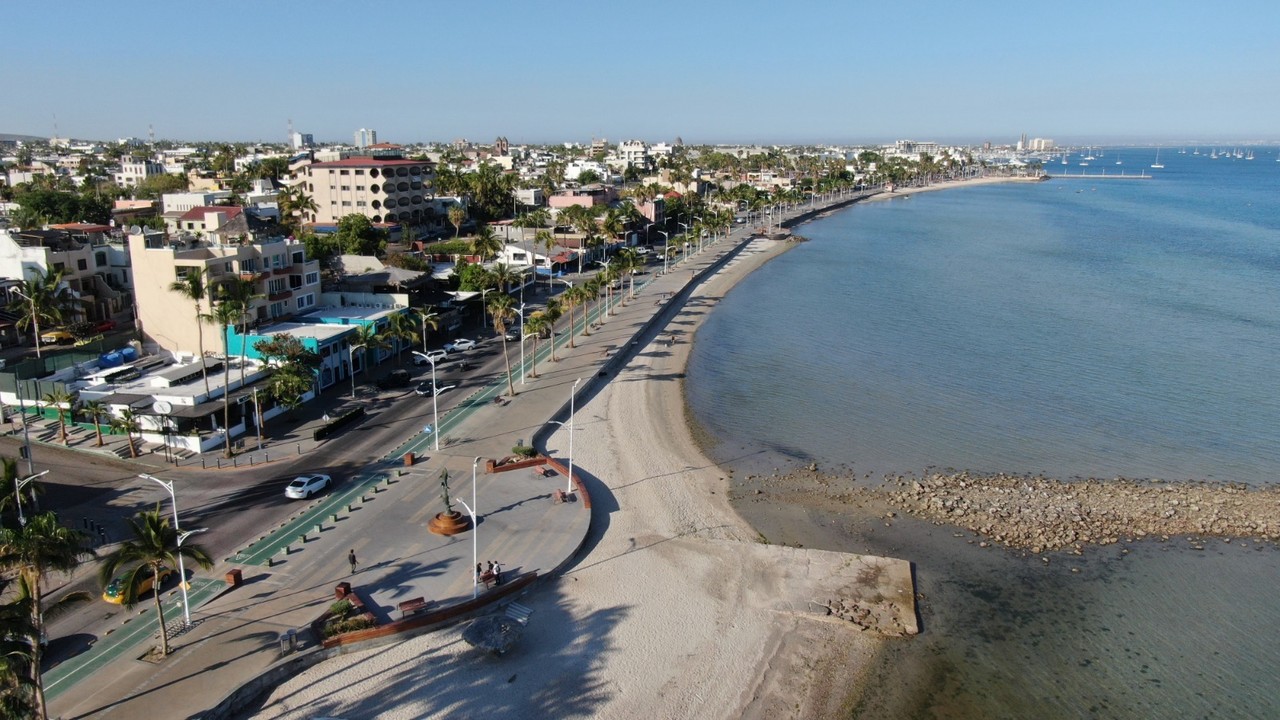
[0,133,46,143]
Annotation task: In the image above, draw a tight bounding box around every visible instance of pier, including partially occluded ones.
[1046,170,1152,180]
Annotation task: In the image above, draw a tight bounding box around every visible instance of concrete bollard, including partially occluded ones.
[348,504,354,512]
[315,523,323,534]
[332,513,339,523]
[297,444,302,455]
[299,533,307,544]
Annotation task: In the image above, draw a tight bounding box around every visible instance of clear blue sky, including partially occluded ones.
[4,0,1277,145]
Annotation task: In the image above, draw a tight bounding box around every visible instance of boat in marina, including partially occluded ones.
[1151,148,1164,169]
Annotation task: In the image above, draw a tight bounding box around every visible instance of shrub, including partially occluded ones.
[328,599,354,617]
[323,614,375,637]
[512,445,536,458]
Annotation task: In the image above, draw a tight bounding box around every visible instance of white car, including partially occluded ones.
[444,338,477,353]
[414,350,448,366]
[285,474,331,500]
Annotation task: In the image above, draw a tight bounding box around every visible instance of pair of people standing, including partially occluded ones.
[475,560,503,585]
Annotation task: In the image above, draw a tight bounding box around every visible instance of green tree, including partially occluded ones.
[299,228,337,267]
[81,400,108,447]
[110,408,140,458]
[0,513,93,719]
[208,299,241,458]
[0,582,38,718]
[253,335,320,414]
[470,224,503,261]
[488,294,517,397]
[98,508,213,658]
[277,186,317,235]
[348,323,388,398]
[576,168,602,185]
[382,311,420,366]
[40,390,73,446]
[561,285,584,349]
[414,305,440,351]
[168,268,212,397]
[447,205,468,239]
[333,214,387,256]
[523,312,547,377]
[9,269,72,360]
[133,173,189,200]
[542,298,563,362]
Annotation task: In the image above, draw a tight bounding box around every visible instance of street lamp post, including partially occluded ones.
[411,351,441,451]
[138,473,196,628]
[479,288,496,328]
[419,308,438,352]
[457,456,481,599]
[11,287,43,360]
[512,304,527,384]
[656,230,670,276]
[548,378,584,496]
[15,382,33,475]
[13,470,48,526]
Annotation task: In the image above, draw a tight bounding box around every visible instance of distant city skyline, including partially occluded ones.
[4,1,1277,146]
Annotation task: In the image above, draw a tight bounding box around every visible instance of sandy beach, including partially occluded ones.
[247,231,917,720]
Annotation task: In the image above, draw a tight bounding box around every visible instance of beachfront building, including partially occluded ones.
[127,227,322,357]
[0,224,131,325]
[113,159,167,189]
[300,156,435,227]
[548,184,617,210]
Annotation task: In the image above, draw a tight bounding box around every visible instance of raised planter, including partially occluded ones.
[428,510,471,536]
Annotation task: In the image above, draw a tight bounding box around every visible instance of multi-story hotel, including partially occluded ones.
[300,157,435,227]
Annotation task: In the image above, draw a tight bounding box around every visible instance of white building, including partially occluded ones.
[291,132,315,150]
[114,159,166,188]
[354,128,377,149]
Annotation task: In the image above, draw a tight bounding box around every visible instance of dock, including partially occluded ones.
[1045,170,1152,180]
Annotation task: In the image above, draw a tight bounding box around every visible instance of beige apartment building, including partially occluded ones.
[301,157,435,226]
[128,228,321,356]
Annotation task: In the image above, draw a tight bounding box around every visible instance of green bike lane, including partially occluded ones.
[44,577,225,701]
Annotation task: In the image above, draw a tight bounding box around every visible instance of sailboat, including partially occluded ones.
[1150,148,1164,169]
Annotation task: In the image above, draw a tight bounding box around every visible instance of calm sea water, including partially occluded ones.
[689,147,1280,719]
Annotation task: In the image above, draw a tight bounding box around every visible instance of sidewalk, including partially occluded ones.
[44,190,877,720]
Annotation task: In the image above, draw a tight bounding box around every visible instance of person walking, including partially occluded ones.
[492,559,503,586]
[348,549,358,574]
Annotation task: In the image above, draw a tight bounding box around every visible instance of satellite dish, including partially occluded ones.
[152,400,173,415]
[129,225,143,235]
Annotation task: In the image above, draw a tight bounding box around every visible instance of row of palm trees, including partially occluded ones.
[482,247,648,397]
[0,463,211,718]
[345,308,438,399]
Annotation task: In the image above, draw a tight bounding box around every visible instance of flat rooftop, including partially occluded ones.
[253,321,354,342]
[299,305,398,323]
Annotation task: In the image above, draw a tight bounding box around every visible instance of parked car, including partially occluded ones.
[376,369,412,389]
[444,338,477,353]
[416,381,456,397]
[103,565,173,604]
[413,350,448,366]
[503,327,521,342]
[284,473,332,500]
[39,329,75,344]
[94,319,117,333]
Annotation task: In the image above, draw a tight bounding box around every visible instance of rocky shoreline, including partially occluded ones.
[883,471,1280,553]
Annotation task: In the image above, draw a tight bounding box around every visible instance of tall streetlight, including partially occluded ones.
[138,473,196,628]
[13,470,48,526]
[10,287,44,360]
[656,230,670,276]
[456,456,481,599]
[677,222,692,264]
[511,303,528,384]
[15,382,34,474]
[418,307,438,352]
[478,288,497,328]
[547,376,583,496]
[412,351,441,450]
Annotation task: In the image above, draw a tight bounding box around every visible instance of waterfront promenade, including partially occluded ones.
[46,183,906,719]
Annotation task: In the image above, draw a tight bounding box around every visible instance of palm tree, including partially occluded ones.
[543,299,563,362]
[382,311,420,366]
[98,508,213,658]
[81,400,107,447]
[0,512,93,719]
[415,305,440,352]
[9,269,71,360]
[110,408,140,459]
[561,285,583,349]
[40,390,73,446]
[523,312,547,378]
[0,582,38,718]
[348,323,389,399]
[447,205,468,239]
[580,278,601,335]
[616,248,641,301]
[490,263,519,294]
[535,229,556,290]
[208,299,241,458]
[470,224,503,261]
[0,457,43,519]
[487,294,516,397]
[277,186,317,232]
[169,268,212,397]
[220,277,261,389]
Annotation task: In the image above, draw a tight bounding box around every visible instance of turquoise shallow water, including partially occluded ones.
[691,148,1280,718]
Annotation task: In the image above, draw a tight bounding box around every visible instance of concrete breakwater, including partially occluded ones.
[882,472,1280,553]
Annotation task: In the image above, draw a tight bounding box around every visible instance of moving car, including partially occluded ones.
[103,565,173,604]
[39,329,75,344]
[444,338,477,353]
[376,369,411,389]
[285,473,332,499]
[414,350,448,366]
[416,381,456,397]
[503,327,521,342]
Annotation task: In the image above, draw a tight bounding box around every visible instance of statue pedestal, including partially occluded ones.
[428,511,471,536]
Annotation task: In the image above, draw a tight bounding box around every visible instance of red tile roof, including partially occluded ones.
[309,158,426,169]
[178,206,245,222]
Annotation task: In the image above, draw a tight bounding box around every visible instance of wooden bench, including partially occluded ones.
[479,571,497,589]
[398,597,431,618]
[533,465,554,478]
